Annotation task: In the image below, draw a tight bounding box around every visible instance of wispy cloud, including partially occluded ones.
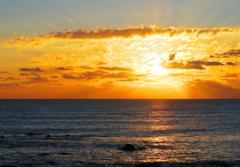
[0,71,9,74]
[98,66,133,72]
[221,73,238,78]
[226,62,236,65]
[39,26,239,39]
[20,73,32,76]
[2,77,19,81]
[0,83,22,89]
[55,67,71,70]
[187,61,224,66]
[22,76,51,84]
[19,67,44,72]
[1,26,240,45]
[62,70,145,80]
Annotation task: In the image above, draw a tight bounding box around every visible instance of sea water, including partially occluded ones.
[0,99,240,167]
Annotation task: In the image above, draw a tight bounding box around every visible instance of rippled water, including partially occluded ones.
[0,99,240,167]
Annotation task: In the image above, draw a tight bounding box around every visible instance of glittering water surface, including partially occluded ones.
[0,99,240,167]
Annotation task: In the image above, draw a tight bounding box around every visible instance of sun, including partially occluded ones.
[144,52,169,76]
[149,63,168,75]
[147,63,169,75]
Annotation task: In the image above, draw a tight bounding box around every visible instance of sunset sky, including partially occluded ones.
[1,0,240,99]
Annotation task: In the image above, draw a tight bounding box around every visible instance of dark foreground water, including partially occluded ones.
[0,99,240,167]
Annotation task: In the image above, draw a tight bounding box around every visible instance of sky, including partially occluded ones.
[1,0,240,99]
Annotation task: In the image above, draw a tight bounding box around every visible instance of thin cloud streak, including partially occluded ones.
[41,27,239,39]
[1,26,240,43]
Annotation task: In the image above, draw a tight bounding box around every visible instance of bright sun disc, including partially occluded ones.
[150,64,168,75]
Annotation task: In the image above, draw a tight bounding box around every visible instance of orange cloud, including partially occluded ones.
[221,73,239,78]
[19,67,44,72]
[62,70,145,81]
[98,66,134,72]
[216,49,240,57]
[23,76,50,84]
[1,26,239,45]
[20,73,31,76]
[2,77,19,81]
[55,67,71,71]
[39,26,239,39]
[187,61,224,66]
[226,62,236,65]
[0,71,9,74]
[165,62,205,70]
[0,83,23,89]
[164,60,228,70]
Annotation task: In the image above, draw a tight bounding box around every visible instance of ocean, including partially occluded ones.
[0,99,240,167]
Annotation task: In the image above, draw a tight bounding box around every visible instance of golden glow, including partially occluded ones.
[1,26,240,99]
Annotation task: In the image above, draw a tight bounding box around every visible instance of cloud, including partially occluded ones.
[98,66,134,71]
[168,53,176,61]
[209,55,229,58]
[166,62,205,70]
[62,70,145,80]
[205,62,223,66]
[81,70,108,79]
[226,62,236,65]
[0,71,9,74]
[62,74,84,80]
[30,58,42,64]
[23,76,50,84]
[55,67,71,70]
[97,62,108,65]
[51,76,58,78]
[104,72,145,78]
[2,77,19,81]
[29,53,75,65]
[187,64,205,69]
[80,66,94,69]
[29,76,49,82]
[38,26,238,39]
[20,73,32,76]
[19,67,44,72]
[31,72,41,76]
[62,71,108,80]
[218,49,240,57]
[20,72,41,77]
[2,26,240,50]
[117,78,140,81]
[188,61,224,66]
[0,36,42,49]
[43,53,64,60]
[0,83,22,89]
[165,60,225,70]
[221,73,238,78]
